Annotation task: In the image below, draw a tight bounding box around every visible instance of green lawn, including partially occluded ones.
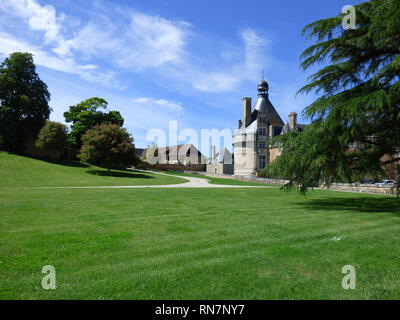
[0,152,399,299]
[0,151,186,187]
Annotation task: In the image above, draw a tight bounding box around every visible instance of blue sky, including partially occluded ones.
[0,0,364,152]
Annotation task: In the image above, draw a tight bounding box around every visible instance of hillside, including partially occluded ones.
[0,151,186,187]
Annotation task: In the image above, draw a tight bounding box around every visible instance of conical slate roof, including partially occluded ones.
[252,93,284,126]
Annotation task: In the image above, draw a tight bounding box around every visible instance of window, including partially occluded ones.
[259,116,266,124]
[259,128,266,136]
[242,141,246,148]
[259,155,266,169]
[259,141,266,149]
[273,126,282,136]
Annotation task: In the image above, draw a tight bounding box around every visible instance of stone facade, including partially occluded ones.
[206,162,234,175]
[206,146,233,175]
[142,143,207,166]
[233,80,306,177]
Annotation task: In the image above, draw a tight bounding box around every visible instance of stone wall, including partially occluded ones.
[206,163,234,175]
[186,171,397,195]
[321,183,397,195]
[269,147,281,163]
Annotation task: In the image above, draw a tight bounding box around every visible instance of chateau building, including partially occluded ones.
[142,144,207,166]
[233,79,306,176]
[206,146,234,175]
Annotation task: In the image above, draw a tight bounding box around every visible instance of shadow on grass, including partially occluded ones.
[2,151,90,168]
[45,159,89,168]
[299,197,400,216]
[86,169,154,179]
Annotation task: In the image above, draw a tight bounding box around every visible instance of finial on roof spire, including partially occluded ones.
[257,77,269,94]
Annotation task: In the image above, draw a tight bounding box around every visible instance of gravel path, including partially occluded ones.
[29,170,269,189]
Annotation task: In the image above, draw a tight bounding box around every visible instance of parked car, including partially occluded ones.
[360,179,374,184]
[375,180,396,186]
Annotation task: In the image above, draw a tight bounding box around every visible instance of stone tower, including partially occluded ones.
[233,79,284,176]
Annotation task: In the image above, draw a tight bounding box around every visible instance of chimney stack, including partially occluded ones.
[211,146,216,163]
[242,97,252,128]
[289,112,297,131]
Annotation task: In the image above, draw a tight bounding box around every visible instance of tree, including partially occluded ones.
[79,123,137,173]
[64,97,124,149]
[0,52,51,152]
[35,121,67,155]
[268,0,400,194]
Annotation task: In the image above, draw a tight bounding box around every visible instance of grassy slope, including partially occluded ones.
[0,151,186,187]
[0,152,399,299]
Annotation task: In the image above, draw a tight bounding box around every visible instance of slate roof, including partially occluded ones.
[281,122,308,134]
[156,144,196,157]
[252,93,284,127]
[141,144,206,160]
[135,148,146,158]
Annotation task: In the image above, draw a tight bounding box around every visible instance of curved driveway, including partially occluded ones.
[35,170,269,189]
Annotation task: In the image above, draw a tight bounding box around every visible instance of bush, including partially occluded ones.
[35,121,67,155]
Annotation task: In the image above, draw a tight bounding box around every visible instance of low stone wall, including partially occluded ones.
[321,183,396,195]
[186,171,397,195]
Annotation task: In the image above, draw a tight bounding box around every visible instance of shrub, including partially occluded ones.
[35,121,67,154]
[79,123,137,172]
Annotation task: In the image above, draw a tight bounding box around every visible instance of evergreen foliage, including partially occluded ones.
[268,0,400,195]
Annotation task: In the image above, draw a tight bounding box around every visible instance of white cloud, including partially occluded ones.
[49,11,190,71]
[131,97,184,111]
[241,28,271,78]
[0,1,272,93]
[193,72,242,92]
[0,32,122,88]
[0,0,124,88]
[240,28,269,48]
[124,12,190,69]
[0,0,62,43]
[163,27,271,93]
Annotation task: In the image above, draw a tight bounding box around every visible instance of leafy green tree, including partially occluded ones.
[35,121,67,155]
[79,123,137,173]
[268,0,400,194]
[0,52,51,152]
[64,97,124,149]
